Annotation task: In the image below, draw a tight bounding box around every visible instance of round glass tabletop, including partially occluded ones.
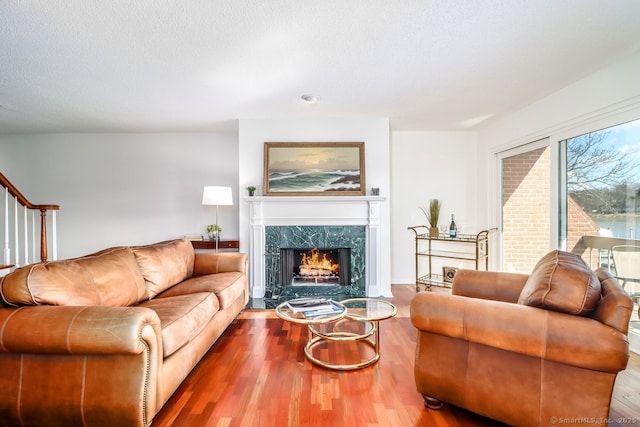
[340,298,397,321]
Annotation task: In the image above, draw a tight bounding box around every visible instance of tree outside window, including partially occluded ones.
[566,119,640,240]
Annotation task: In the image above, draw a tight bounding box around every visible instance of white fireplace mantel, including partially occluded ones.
[247,196,386,299]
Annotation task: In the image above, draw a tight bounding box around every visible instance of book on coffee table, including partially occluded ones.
[286,297,334,313]
[302,300,344,318]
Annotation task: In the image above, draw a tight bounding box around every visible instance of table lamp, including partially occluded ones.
[202,186,233,252]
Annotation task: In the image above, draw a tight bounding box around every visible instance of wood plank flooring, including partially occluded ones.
[151,285,640,427]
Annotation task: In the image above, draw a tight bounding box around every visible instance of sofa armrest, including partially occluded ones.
[0,305,163,426]
[193,252,248,276]
[452,269,529,303]
[410,292,629,373]
[0,306,162,354]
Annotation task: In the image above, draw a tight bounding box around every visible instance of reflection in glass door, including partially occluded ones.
[561,120,640,247]
[560,119,640,353]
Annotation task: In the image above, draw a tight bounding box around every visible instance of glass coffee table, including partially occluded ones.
[276,297,397,370]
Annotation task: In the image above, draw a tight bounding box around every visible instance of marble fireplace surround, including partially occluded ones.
[247,196,384,299]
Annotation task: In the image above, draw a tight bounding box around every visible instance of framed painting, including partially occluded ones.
[263,142,366,196]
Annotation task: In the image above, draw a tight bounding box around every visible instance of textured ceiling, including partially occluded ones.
[1,0,640,134]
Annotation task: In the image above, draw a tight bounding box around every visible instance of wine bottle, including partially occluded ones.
[449,214,457,238]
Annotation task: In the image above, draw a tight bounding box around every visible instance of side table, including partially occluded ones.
[190,239,239,251]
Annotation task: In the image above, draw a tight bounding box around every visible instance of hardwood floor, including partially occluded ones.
[151,285,640,427]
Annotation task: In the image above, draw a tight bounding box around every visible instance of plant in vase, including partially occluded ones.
[206,224,222,240]
[246,186,257,196]
[420,199,441,238]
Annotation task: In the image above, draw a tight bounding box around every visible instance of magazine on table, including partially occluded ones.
[286,297,334,313]
[302,300,344,318]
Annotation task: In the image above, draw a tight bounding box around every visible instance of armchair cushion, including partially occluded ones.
[517,250,601,315]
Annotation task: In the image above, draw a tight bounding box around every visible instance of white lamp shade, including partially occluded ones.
[202,186,233,206]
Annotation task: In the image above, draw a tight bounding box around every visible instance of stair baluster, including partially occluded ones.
[0,172,59,275]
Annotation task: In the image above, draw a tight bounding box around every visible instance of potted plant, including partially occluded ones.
[246,186,257,196]
[420,199,442,238]
[206,224,222,240]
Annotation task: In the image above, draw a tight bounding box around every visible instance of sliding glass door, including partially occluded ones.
[559,118,640,351]
[559,119,640,262]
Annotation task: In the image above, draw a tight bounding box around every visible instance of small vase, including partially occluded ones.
[429,227,439,238]
[208,231,218,240]
[248,190,255,196]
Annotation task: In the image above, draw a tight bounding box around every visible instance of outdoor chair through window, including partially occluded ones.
[611,245,640,300]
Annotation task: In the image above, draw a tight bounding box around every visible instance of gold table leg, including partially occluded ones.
[304,320,381,370]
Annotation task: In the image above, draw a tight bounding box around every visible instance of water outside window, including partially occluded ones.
[561,118,640,352]
[564,119,640,241]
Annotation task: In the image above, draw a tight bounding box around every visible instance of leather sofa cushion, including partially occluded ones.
[138,292,219,358]
[133,238,195,299]
[592,268,635,333]
[517,250,601,315]
[0,247,147,307]
[155,272,246,309]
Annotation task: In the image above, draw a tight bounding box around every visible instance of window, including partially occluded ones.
[560,119,640,252]
[560,118,640,350]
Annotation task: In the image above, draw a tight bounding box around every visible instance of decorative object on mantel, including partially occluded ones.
[263,142,365,196]
[420,199,442,238]
[371,187,380,196]
[246,185,257,196]
[202,186,233,252]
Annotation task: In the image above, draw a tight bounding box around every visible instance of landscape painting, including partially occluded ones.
[263,142,365,196]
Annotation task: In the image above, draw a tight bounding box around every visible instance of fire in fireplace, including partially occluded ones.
[280,247,351,286]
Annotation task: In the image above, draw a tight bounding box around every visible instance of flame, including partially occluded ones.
[299,248,339,276]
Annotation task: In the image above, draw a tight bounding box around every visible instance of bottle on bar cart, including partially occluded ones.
[449,214,457,238]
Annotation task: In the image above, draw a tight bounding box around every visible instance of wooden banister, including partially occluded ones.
[1,171,60,263]
[0,172,59,212]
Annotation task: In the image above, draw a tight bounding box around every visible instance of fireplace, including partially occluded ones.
[246,195,388,307]
[262,225,365,303]
[281,247,351,287]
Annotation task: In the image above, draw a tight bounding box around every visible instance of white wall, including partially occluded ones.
[390,131,479,284]
[0,132,238,259]
[0,123,480,287]
[238,117,392,293]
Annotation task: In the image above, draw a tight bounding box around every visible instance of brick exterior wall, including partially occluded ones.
[566,196,601,266]
[502,147,551,273]
[502,146,600,273]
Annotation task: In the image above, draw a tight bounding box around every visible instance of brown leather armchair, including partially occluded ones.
[410,251,633,427]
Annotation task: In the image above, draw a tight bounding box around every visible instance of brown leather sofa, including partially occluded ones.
[0,238,248,427]
[410,250,633,427]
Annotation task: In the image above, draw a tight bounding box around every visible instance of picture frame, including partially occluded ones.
[442,266,459,284]
[263,142,366,196]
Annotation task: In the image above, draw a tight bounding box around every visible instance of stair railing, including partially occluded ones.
[1,171,60,272]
